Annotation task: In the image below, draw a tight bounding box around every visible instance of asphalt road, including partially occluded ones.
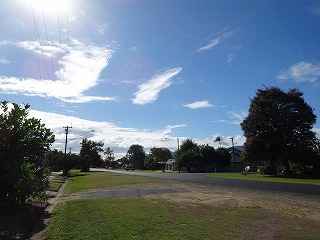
[100,169,320,197]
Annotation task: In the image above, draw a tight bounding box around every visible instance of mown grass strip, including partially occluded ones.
[206,173,320,185]
[45,198,265,240]
[63,171,163,195]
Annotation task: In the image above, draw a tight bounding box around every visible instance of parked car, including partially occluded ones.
[244,165,258,172]
[125,166,135,171]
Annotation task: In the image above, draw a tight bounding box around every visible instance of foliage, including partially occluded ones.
[117,156,129,168]
[79,138,104,172]
[127,144,146,169]
[241,87,318,175]
[0,101,55,207]
[47,149,83,172]
[214,136,222,147]
[175,139,231,172]
[198,144,216,171]
[175,139,199,172]
[104,147,118,168]
[215,147,231,168]
[46,149,64,172]
[146,147,172,170]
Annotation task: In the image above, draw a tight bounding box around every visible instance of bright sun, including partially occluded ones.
[30,0,71,15]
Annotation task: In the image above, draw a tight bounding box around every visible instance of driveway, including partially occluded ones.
[100,169,320,197]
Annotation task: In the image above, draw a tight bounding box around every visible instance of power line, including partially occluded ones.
[41,8,56,80]
[30,3,50,79]
[30,3,43,79]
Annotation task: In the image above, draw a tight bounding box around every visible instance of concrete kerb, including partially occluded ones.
[30,172,66,240]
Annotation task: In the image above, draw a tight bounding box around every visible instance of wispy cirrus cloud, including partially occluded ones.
[183,100,214,109]
[133,67,182,105]
[277,61,320,83]
[0,39,116,103]
[212,110,247,125]
[196,29,238,52]
[228,110,247,124]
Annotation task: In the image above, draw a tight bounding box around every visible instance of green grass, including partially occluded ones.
[47,182,62,192]
[45,198,266,240]
[206,172,320,185]
[44,171,320,240]
[47,174,65,192]
[45,197,320,240]
[63,171,163,195]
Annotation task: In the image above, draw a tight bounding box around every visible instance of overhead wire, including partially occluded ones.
[30,2,44,79]
[30,2,50,80]
[41,8,56,80]
[66,0,72,115]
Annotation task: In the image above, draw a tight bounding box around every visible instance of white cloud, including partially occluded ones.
[228,110,247,124]
[211,110,247,125]
[308,6,320,17]
[0,39,115,103]
[29,109,187,159]
[277,61,320,83]
[133,67,182,105]
[0,57,10,64]
[196,30,237,52]
[183,100,214,109]
[97,23,109,35]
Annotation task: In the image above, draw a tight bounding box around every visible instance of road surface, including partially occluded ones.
[98,169,320,197]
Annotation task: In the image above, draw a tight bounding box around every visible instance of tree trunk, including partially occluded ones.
[283,159,291,175]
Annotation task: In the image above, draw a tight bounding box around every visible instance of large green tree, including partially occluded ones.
[127,144,146,169]
[175,139,201,172]
[147,147,172,170]
[79,138,104,172]
[0,101,55,206]
[215,147,231,168]
[241,87,317,175]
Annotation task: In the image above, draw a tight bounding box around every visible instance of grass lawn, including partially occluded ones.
[48,174,65,192]
[45,198,266,240]
[206,172,320,185]
[45,197,320,240]
[44,171,320,240]
[63,170,163,195]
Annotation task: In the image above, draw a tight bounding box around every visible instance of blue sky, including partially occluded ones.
[1,0,320,158]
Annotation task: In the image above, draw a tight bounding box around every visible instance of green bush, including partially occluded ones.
[0,101,55,207]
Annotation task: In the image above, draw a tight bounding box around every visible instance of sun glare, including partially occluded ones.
[30,0,71,15]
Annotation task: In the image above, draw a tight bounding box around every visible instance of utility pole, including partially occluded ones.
[63,126,72,177]
[177,138,180,151]
[230,137,235,172]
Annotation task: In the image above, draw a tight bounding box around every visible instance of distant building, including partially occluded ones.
[165,159,174,171]
[227,146,244,172]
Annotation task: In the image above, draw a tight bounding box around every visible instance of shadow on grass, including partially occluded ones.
[67,172,90,178]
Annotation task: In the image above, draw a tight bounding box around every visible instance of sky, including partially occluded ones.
[1,0,320,159]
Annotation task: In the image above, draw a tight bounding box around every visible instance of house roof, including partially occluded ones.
[227,146,243,153]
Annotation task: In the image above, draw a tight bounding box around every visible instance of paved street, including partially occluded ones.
[100,169,320,197]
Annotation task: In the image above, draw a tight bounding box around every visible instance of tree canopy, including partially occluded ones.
[79,138,104,172]
[146,147,172,170]
[127,144,146,169]
[241,87,317,175]
[175,139,230,172]
[0,101,55,206]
